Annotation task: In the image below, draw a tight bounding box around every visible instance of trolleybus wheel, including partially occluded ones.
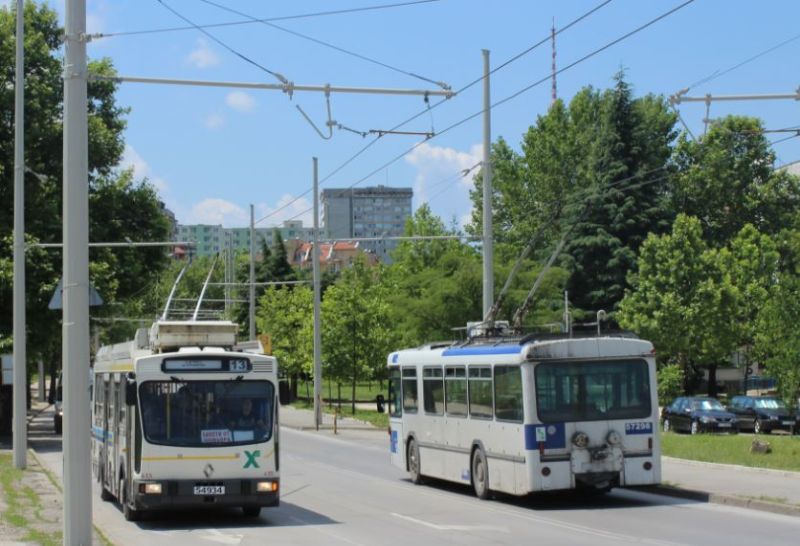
[242,505,262,517]
[471,448,490,500]
[121,479,141,522]
[407,438,423,485]
[99,470,113,501]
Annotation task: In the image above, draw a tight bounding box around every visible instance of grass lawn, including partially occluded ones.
[0,453,61,546]
[661,431,800,472]
[291,399,389,429]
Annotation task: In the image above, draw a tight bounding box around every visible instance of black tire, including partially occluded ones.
[407,438,423,485]
[121,480,141,522]
[100,486,114,502]
[662,419,670,433]
[54,419,62,435]
[471,448,490,500]
[242,505,262,517]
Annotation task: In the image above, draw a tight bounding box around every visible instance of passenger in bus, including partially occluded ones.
[229,398,267,437]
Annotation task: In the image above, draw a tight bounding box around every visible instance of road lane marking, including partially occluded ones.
[391,513,509,533]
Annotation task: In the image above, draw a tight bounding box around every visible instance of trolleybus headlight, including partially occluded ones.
[572,432,589,449]
[606,431,621,446]
[140,482,162,495]
[257,481,278,493]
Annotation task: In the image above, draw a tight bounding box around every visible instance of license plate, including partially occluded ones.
[717,423,731,428]
[782,421,794,426]
[194,485,225,495]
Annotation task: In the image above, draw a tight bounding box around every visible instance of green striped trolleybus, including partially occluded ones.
[385,327,659,498]
[92,320,280,520]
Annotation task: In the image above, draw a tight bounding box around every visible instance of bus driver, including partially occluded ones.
[229,398,267,437]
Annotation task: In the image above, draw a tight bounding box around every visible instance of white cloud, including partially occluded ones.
[404,142,481,227]
[226,91,256,113]
[120,144,169,193]
[204,113,225,129]
[187,39,220,69]
[255,194,314,227]
[187,198,249,226]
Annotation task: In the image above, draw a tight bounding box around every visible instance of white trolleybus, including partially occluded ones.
[92,320,280,520]
[384,323,659,498]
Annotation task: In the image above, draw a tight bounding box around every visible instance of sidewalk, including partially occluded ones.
[281,404,800,516]
[0,390,107,546]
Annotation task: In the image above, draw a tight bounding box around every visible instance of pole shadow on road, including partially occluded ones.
[126,501,339,530]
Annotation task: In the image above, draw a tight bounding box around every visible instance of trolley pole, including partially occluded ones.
[12,0,27,470]
[249,204,256,340]
[481,49,494,321]
[312,158,323,430]
[63,0,92,543]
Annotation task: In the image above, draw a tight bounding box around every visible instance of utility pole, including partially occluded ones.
[482,49,494,322]
[249,204,255,340]
[63,0,92,544]
[312,158,323,430]
[12,0,27,470]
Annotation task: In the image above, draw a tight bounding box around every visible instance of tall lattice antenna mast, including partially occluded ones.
[551,17,557,104]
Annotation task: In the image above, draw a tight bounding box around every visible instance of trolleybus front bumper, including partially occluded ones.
[132,478,279,510]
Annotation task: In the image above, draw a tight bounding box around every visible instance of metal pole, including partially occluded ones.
[90,74,455,98]
[12,0,27,470]
[481,49,494,321]
[249,204,256,340]
[63,0,92,543]
[312,158,323,430]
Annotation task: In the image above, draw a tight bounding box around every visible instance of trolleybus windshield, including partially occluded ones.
[139,380,275,447]
[535,359,651,422]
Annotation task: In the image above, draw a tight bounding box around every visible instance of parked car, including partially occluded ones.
[53,373,63,435]
[662,396,737,434]
[728,395,794,434]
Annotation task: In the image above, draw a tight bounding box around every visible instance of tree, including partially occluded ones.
[267,230,296,283]
[322,257,396,413]
[256,285,313,399]
[469,72,677,315]
[671,116,800,247]
[618,215,738,395]
[0,3,171,375]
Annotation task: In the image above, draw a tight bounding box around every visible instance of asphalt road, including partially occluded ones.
[28,407,800,546]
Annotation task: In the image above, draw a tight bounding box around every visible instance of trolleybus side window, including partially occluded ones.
[468,366,493,419]
[444,366,467,417]
[388,368,402,417]
[423,367,444,415]
[535,359,651,422]
[402,368,418,413]
[494,365,523,422]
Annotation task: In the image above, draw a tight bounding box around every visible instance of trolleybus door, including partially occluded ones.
[387,368,404,468]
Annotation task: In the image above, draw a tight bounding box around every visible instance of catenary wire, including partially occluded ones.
[155,0,288,84]
[95,0,443,39]
[280,0,695,224]
[198,0,450,90]
[252,0,615,226]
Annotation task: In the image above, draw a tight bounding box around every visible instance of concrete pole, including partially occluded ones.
[63,1,92,544]
[481,49,494,322]
[312,158,322,430]
[12,0,27,470]
[38,361,45,403]
[249,204,255,340]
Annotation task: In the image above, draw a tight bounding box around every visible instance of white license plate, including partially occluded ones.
[717,423,731,428]
[782,421,794,426]
[194,485,225,495]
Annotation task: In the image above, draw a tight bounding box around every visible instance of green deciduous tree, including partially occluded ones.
[618,215,738,395]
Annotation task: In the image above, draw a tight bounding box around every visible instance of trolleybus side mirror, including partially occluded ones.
[376,394,385,414]
[125,373,137,406]
[278,380,290,406]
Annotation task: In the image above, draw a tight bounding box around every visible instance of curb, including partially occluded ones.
[643,485,800,518]
[663,456,800,479]
[26,403,51,424]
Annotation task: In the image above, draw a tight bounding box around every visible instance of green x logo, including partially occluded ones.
[243,450,261,469]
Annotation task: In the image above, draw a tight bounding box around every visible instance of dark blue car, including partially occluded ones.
[662,396,738,434]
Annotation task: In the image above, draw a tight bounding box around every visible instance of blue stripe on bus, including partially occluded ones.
[441,346,522,357]
[524,423,566,450]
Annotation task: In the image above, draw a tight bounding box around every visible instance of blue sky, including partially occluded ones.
[11,0,800,229]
